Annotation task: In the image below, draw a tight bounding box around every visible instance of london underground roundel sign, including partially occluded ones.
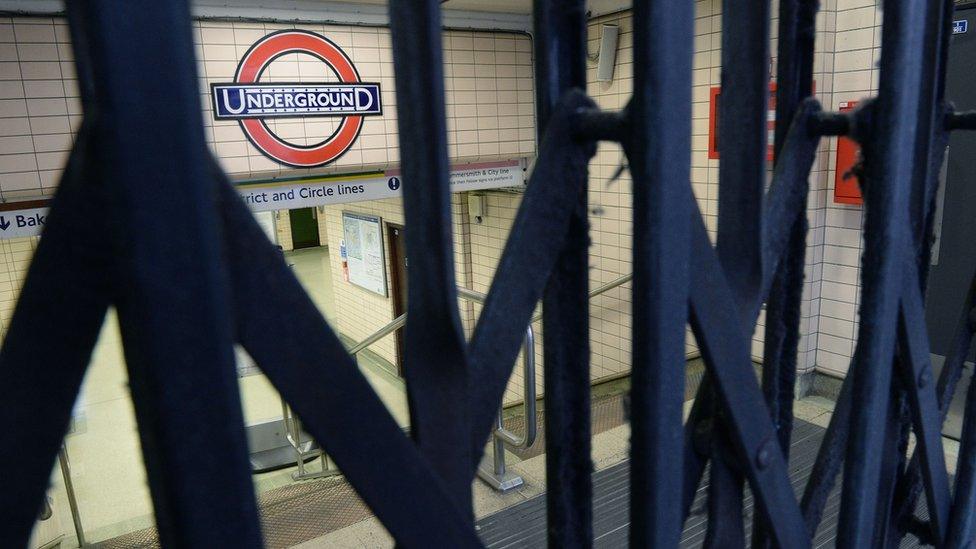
[211,30,382,168]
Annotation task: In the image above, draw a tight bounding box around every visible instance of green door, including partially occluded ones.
[289,207,321,249]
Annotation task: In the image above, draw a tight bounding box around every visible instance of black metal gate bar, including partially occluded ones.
[213,168,480,546]
[465,89,596,469]
[753,1,818,544]
[532,1,594,545]
[715,0,769,312]
[388,0,473,513]
[896,268,952,542]
[907,1,953,279]
[0,127,106,548]
[4,1,976,547]
[899,272,976,539]
[708,0,772,542]
[882,3,956,544]
[883,9,962,542]
[71,2,263,546]
[764,0,818,461]
[838,0,930,545]
[626,0,693,546]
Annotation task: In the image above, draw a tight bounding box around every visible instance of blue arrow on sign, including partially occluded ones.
[388,176,401,191]
[0,217,9,231]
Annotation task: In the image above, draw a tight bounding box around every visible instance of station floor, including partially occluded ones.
[302,394,962,548]
[31,246,964,547]
[35,245,411,546]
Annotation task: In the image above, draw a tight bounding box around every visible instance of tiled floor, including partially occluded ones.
[29,247,961,548]
[33,245,412,547]
[296,395,843,548]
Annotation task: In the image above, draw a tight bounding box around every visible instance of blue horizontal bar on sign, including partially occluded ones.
[211,83,382,119]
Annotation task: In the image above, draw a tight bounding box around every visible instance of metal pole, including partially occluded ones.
[477,324,537,492]
[281,399,307,478]
[493,412,507,477]
[58,446,86,548]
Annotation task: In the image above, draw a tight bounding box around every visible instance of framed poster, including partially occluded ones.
[342,211,388,296]
[253,210,277,243]
[708,82,777,161]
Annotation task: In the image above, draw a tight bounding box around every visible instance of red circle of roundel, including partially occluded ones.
[235,31,364,168]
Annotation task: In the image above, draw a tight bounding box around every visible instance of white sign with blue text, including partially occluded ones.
[0,207,48,239]
[0,160,526,240]
[239,159,525,213]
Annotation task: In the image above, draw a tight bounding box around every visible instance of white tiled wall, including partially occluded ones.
[814,0,881,377]
[197,22,537,178]
[0,17,535,197]
[0,16,537,383]
[0,17,78,199]
[0,7,892,389]
[585,13,635,381]
[582,1,871,379]
[0,236,36,335]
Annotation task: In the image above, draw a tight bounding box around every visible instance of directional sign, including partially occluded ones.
[0,206,49,239]
[240,159,526,213]
[447,160,524,192]
[0,159,527,240]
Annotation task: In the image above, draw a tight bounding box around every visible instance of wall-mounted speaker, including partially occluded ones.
[596,24,620,82]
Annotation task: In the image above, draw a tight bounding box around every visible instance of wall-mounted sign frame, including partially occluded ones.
[235,159,525,213]
[707,82,817,163]
[833,101,864,205]
[342,211,388,296]
[708,82,778,161]
[0,159,527,241]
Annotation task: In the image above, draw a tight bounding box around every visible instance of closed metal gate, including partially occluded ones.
[2,0,976,547]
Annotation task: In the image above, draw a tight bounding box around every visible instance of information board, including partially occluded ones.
[342,211,387,296]
[253,210,277,243]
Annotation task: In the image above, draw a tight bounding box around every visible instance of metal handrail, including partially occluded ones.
[528,272,633,324]
[347,272,631,366]
[340,272,633,450]
[347,314,407,356]
[459,271,632,448]
[281,272,634,489]
[457,287,537,449]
